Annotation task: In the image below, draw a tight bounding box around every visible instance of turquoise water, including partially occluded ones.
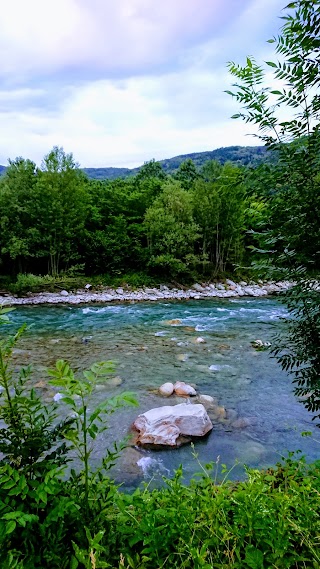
[3,298,319,488]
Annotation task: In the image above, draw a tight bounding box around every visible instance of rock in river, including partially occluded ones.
[133,403,213,447]
[159,382,174,396]
[173,381,196,396]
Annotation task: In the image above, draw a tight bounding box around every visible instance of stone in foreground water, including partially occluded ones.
[133,403,213,447]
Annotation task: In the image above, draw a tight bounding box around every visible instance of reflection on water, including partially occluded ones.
[2,298,319,489]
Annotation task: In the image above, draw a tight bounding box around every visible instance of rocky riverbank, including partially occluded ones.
[0,279,293,306]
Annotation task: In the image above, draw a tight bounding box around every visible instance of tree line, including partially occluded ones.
[0,144,311,283]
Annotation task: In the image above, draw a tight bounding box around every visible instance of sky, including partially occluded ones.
[0,0,286,168]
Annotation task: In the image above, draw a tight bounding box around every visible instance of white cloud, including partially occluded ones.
[0,73,262,167]
[0,0,249,81]
[0,0,288,167]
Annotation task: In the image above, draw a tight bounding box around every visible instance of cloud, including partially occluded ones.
[0,73,261,167]
[0,0,250,83]
[0,0,287,167]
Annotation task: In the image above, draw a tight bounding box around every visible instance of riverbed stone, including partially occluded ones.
[209,405,227,420]
[133,403,213,447]
[197,394,217,409]
[165,319,182,326]
[232,417,251,428]
[159,382,174,396]
[0,280,294,307]
[176,354,189,362]
[193,283,205,292]
[173,381,196,396]
[103,376,123,389]
[194,337,206,343]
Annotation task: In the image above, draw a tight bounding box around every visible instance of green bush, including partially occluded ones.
[94,271,160,289]
[9,273,88,295]
[0,308,137,568]
[114,457,320,568]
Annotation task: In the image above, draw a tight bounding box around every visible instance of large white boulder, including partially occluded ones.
[133,403,213,447]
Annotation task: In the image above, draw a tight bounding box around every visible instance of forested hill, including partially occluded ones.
[82,145,272,180]
[0,145,272,180]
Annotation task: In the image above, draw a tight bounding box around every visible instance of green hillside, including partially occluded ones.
[0,145,273,180]
[82,145,272,180]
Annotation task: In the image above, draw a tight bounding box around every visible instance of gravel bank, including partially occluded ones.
[0,280,293,306]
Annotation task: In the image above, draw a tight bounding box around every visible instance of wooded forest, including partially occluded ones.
[0,141,317,285]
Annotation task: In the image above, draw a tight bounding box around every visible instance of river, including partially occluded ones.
[3,297,319,489]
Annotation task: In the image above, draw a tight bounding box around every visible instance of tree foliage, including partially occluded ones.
[0,147,255,282]
[227,0,320,422]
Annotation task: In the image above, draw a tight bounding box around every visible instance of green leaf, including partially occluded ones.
[5,520,16,534]
[61,396,76,406]
[2,512,22,521]
[92,530,105,546]
[1,480,16,490]
[0,307,14,315]
[244,545,264,568]
[70,555,79,569]
[266,61,277,68]
[72,542,87,565]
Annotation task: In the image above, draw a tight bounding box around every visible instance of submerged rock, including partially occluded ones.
[100,376,123,389]
[194,337,206,344]
[251,339,271,350]
[34,380,47,389]
[164,319,182,326]
[197,394,217,408]
[176,353,189,362]
[209,405,227,421]
[133,403,213,447]
[232,417,251,429]
[53,392,64,402]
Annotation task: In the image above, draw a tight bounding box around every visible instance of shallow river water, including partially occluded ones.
[3,297,319,489]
